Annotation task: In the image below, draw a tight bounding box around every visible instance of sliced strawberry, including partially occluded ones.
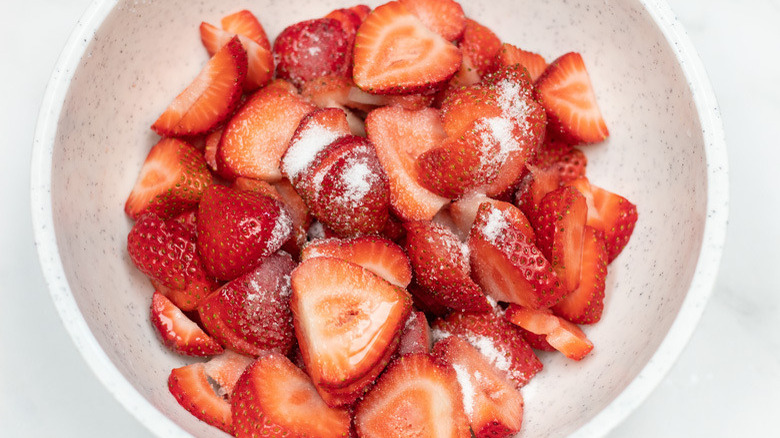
[553,226,607,324]
[432,310,542,388]
[128,214,209,291]
[273,18,352,88]
[152,36,246,137]
[488,43,547,82]
[125,138,213,220]
[168,351,252,434]
[535,52,609,144]
[290,257,411,403]
[397,310,432,355]
[150,291,222,356]
[568,177,638,262]
[434,336,524,438]
[399,0,466,42]
[200,22,273,91]
[514,163,561,220]
[421,65,545,198]
[459,18,502,76]
[197,185,292,281]
[203,128,222,174]
[221,9,271,51]
[468,202,567,309]
[217,85,314,181]
[281,107,352,189]
[531,185,587,292]
[324,8,362,43]
[274,178,313,256]
[231,352,352,438]
[198,252,296,356]
[405,220,491,313]
[365,106,450,221]
[150,278,213,312]
[300,235,412,288]
[354,353,471,438]
[300,75,366,110]
[350,4,372,22]
[353,0,461,94]
[530,140,588,184]
[450,194,535,241]
[407,279,450,317]
[379,212,407,244]
[204,350,255,394]
[505,305,594,360]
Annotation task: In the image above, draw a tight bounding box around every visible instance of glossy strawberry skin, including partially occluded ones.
[197,185,293,281]
[273,18,351,88]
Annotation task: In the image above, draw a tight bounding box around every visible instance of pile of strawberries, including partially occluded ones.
[124,1,638,437]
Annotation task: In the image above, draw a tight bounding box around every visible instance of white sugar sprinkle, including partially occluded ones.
[281,123,341,179]
[266,208,292,253]
[452,364,475,417]
[465,334,512,374]
[480,207,508,244]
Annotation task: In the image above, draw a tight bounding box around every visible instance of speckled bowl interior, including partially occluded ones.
[31,0,727,437]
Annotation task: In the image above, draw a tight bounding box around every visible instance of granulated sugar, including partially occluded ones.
[452,363,475,417]
[480,206,508,244]
[281,123,341,179]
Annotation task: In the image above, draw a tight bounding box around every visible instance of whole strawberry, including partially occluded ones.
[197,185,292,281]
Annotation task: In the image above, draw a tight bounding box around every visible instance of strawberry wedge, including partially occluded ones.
[152,36,247,137]
[505,305,594,360]
[200,22,273,91]
[353,1,461,94]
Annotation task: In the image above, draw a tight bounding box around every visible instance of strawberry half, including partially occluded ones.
[365,106,450,221]
[200,22,273,91]
[217,84,315,182]
[125,138,212,220]
[568,177,638,262]
[505,305,594,360]
[221,9,271,51]
[432,310,542,388]
[353,0,461,94]
[168,351,253,434]
[354,353,471,438]
[152,36,247,137]
[150,291,222,356]
[552,226,608,324]
[469,202,567,309]
[231,352,352,438]
[273,18,352,88]
[399,0,466,42]
[197,185,293,281]
[434,336,524,438]
[300,235,412,288]
[198,252,297,356]
[127,214,210,292]
[532,185,588,293]
[450,194,535,241]
[302,135,391,237]
[535,52,609,144]
[290,257,411,404]
[404,220,491,313]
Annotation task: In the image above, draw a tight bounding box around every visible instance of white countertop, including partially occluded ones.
[2,0,778,436]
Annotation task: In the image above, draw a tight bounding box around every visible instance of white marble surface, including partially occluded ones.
[1,0,777,437]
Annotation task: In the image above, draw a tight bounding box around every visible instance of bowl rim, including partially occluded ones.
[30,0,728,437]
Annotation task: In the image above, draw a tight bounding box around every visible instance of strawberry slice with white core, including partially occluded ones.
[150,291,223,356]
[535,52,609,144]
[300,235,412,288]
[231,352,352,438]
[434,336,524,438]
[354,353,471,438]
[203,349,255,396]
[221,9,271,51]
[353,1,462,94]
[505,304,594,360]
[152,36,247,137]
[397,310,432,356]
[200,22,273,91]
[217,84,315,182]
[291,257,411,392]
[125,138,213,220]
[365,106,449,221]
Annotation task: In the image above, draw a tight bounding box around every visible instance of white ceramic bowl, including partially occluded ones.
[31,0,727,437]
